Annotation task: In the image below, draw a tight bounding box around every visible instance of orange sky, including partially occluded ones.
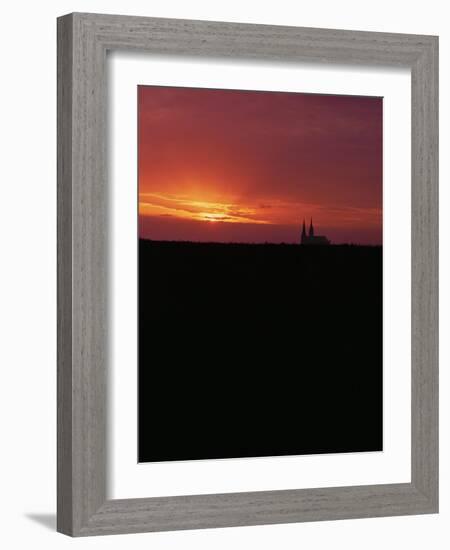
[138,86,382,244]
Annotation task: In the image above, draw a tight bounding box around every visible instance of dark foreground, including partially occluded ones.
[139,240,383,462]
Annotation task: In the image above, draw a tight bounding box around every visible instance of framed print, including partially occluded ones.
[57,13,438,536]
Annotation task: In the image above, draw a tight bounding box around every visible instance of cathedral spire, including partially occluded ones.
[300,217,330,245]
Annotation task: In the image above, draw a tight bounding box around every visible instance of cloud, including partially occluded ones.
[139,193,272,225]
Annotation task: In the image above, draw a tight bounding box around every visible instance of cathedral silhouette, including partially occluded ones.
[301,219,330,245]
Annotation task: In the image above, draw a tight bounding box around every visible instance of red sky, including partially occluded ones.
[138,86,382,244]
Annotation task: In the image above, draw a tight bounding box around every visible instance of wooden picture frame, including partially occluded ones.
[57,12,438,536]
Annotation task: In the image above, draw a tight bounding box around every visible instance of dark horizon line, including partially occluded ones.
[139,238,382,247]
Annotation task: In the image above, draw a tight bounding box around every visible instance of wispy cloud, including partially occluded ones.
[139,192,381,229]
[139,193,271,224]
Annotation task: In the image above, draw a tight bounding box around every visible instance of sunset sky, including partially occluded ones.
[138,86,382,244]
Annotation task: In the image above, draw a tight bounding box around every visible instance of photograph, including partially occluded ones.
[138,85,383,462]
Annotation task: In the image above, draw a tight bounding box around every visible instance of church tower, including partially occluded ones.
[300,217,330,245]
[301,219,307,243]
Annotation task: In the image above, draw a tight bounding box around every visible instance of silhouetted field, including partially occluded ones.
[139,240,383,462]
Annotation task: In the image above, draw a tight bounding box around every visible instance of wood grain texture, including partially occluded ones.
[81,484,432,536]
[57,13,73,536]
[411,36,439,507]
[57,12,439,536]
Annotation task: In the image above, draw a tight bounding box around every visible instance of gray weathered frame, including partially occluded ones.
[57,12,438,537]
